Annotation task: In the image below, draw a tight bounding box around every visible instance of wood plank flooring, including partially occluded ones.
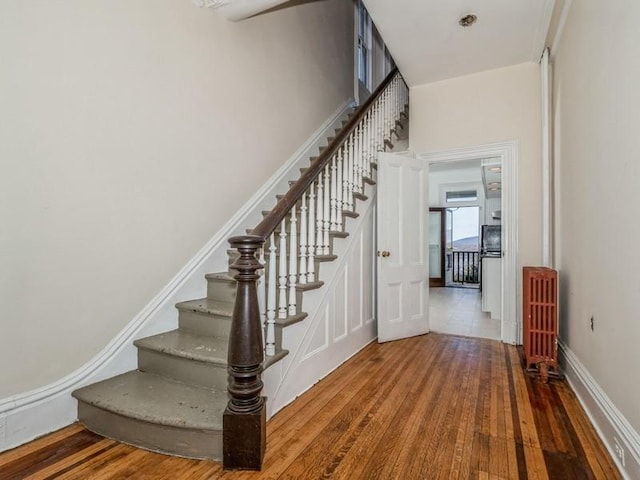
[0,334,620,479]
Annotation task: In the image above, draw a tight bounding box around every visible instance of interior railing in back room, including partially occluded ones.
[222,67,408,470]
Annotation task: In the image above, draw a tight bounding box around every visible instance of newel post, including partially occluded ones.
[223,235,266,470]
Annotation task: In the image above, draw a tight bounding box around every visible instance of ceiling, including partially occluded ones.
[363,0,555,86]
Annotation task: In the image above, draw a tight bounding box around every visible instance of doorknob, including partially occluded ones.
[378,250,391,258]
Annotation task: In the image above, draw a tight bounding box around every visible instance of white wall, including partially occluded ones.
[553,0,640,438]
[0,0,354,398]
[484,197,502,225]
[410,62,543,328]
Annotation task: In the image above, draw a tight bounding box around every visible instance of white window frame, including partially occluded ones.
[355,0,372,94]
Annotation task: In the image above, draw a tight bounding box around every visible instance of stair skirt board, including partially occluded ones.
[0,99,355,454]
[263,192,378,419]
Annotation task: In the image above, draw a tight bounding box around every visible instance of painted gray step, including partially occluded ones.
[73,370,226,460]
[353,192,368,201]
[135,329,227,389]
[205,272,236,302]
[263,348,290,370]
[176,298,233,338]
[297,280,324,292]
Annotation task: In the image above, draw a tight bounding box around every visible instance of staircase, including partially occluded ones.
[72,69,408,465]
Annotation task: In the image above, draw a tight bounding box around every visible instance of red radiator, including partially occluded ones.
[523,267,558,380]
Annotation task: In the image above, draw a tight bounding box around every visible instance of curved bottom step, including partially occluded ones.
[73,371,226,460]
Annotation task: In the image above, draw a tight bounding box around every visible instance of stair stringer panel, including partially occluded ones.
[262,188,378,418]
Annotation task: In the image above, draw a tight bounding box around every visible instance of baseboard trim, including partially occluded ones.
[559,341,640,479]
[0,98,355,453]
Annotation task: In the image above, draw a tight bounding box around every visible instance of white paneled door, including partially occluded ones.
[377,152,430,342]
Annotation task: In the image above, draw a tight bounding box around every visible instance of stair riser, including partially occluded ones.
[179,311,231,338]
[206,278,236,303]
[77,402,222,461]
[138,350,227,390]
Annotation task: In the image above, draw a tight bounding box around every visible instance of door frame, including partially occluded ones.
[428,208,446,287]
[418,141,520,345]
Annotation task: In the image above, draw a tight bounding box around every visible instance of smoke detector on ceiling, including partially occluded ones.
[459,13,478,28]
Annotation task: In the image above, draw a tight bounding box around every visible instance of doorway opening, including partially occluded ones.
[427,158,502,340]
[450,206,480,287]
[376,141,519,345]
[429,206,481,288]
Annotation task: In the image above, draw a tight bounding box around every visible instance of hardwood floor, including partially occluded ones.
[0,334,620,479]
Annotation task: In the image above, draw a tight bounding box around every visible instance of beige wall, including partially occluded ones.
[410,62,543,311]
[0,0,354,398]
[553,0,640,431]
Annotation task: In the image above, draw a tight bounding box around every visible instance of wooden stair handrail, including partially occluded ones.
[223,67,402,470]
[250,66,399,240]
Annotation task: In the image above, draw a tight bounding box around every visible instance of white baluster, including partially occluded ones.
[347,133,355,210]
[377,99,384,151]
[384,89,391,142]
[266,234,276,356]
[278,219,287,320]
[342,143,351,212]
[258,246,266,343]
[322,164,330,254]
[368,110,375,175]
[316,174,325,256]
[358,122,365,189]
[363,112,371,180]
[288,205,297,316]
[299,194,307,285]
[307,183,316,283]
[354,124,362,194]
[336,148,344,232]
[385,90,390,143]
[330,156,338,231]
[393,77,398,126]
[389,87,394,137]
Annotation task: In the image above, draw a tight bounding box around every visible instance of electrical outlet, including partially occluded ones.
[613,437,625,467]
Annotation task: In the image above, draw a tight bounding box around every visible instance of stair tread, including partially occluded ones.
[354,192,368,201]
[73,371,225,430]
[204,272,235,283]
[297,280,324,291]
[316,254,338,261]
[276,312,308,327]
[135,329,227,365]
[176,298,234,317]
